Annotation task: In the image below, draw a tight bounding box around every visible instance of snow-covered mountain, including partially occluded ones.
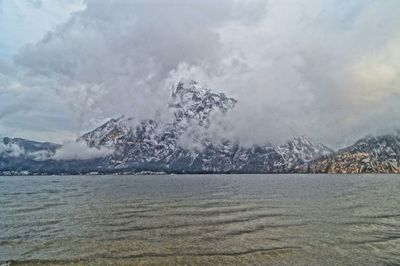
[0,81,334,175]
[0,138,57,175]
[0,137,59,161]
[77,81,333,173]
[308,134,400,173]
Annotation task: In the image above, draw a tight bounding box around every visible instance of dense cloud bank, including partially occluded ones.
[1,0,400,148]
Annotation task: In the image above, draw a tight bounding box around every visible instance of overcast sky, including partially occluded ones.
[1,0,400,148]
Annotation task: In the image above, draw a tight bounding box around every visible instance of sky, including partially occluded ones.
[1,0,400,148]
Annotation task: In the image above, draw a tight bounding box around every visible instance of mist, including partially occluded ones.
[1,0,400,148]
[52,141,113,160]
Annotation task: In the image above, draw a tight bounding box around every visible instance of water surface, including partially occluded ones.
[1,174,400,265]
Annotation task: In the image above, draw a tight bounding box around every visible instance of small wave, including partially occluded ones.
[334,203,366,211]
[2,247,302,265]
[1,219,61,231]
[337,221,400,229]
[165,205,265,216]
[9,206,47,214]
[42,202,67,208]
[99,246,302,259]
[355,214,400,219]
[109,213,305,234]
[347,234,400,245]
[112,208,163,218]
[223,222,307,237]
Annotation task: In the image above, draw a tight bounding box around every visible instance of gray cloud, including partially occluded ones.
[13,0,243,135]
[1,0,400,148]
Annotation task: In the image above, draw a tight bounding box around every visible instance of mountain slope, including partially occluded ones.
[308,135,400,173]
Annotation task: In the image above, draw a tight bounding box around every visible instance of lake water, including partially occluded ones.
[1,174,400,265]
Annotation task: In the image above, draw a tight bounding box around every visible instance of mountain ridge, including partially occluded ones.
[1,81,398,175]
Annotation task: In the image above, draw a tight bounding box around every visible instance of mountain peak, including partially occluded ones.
[80,81,236,151]
[172,80,204,95]
[169,80,236,125]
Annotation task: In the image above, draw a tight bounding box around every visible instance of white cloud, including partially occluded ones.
[0,0,85,57]
[0,142,25,157]
[52,141,113,160]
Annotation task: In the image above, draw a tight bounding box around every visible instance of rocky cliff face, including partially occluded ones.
[308,135,400,173]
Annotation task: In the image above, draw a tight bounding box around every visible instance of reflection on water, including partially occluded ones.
[1,174,400,265]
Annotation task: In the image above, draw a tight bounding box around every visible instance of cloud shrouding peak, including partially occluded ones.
[1,0,400,148]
